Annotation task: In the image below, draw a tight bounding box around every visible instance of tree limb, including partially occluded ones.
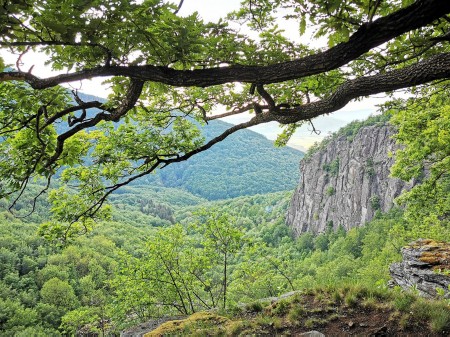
[256,84,276,110]
[1,0,448,89]
[270,52,450,124]
[174,0,184,14]
[45,79,144,169]
[205,104,267,121]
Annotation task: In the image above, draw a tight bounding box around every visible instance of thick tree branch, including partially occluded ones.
[270,52,450,124]
[256,84,276,110]
[1,0,448,89]
[3,0,450,223]
[37,50,450,224]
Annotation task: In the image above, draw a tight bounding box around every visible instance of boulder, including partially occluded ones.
[389,239,450,298]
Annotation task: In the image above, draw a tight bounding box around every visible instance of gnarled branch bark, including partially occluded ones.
[1,0,449,90]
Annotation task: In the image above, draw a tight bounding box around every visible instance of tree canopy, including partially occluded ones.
[1,0,450,235]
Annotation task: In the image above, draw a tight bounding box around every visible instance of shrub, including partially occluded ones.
[411,299,450,332]
[326,186,335,196]
[430,306,450,332]
[370,195,381,210]
[393,292,416,312]
[344,292,358,307]
[323,159,339,176]
[226,320,246,335]
[272,299,290,316]
[245,301,263,313]
[366,159,375,177]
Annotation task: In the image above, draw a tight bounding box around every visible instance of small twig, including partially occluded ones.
[368,0,382,23]
[15,46,31,72]
[195,103,208,124]
[308,119,320,135]
[174,0,184,14]
[205,104,262,121]
[249,0,264,31]
[15,176,52,218]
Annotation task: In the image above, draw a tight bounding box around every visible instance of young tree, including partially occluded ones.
[113,214,245,319]
[1,0,450,230]
[191,210,244,309]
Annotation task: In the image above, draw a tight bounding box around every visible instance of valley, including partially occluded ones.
[2,110,450,335]
[2,1,450,333]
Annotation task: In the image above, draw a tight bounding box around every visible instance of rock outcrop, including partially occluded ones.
[390,239,450,298]
[286,123,413,236]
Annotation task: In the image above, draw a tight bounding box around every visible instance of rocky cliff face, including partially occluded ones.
[286,124,413,236]
[390,239,450,298]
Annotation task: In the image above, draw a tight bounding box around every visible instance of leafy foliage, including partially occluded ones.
[1,172,450,335]
[323,158,340,176]
[1,0,450,222]
[2,99,450,334]
[2,0,450,334]
[389,86,450,238]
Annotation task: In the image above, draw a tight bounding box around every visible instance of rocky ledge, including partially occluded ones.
[390,239,450,298]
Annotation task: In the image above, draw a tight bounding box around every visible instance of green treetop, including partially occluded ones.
[1,0,450,237]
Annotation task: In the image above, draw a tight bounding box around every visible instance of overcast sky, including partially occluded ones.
[177,0,383,150]
[0,0,384,150]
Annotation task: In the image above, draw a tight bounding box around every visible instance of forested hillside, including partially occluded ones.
[2,189,450,335]
[70,92,304,200]
[2,93,450,336]
[141,119,303,200]
[2,91,450,336]
[2,0,450,335]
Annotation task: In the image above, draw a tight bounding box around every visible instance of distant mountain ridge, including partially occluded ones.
[74,92,304,200]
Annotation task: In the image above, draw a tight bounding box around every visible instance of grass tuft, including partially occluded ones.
[429,304,450,332]
[287,305,305,324]
[245,301,264,313]
[344,292,358,307]
[271,299,290,316]
[393,292,416,312]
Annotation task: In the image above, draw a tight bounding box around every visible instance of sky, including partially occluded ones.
[1,0,385,151]
[176,0,384,150]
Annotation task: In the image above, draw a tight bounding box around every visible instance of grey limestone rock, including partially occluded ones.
[299,331,325,337]
[389,239,450,298]
[286,124,413,236]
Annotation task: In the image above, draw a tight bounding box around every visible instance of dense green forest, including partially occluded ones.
[1,191,448,335]
[2,0,450,335]
[143,119,304,200]
[71,93,304,201]
[2,87,450,334]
